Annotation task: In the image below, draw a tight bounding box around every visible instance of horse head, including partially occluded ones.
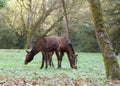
[70,54,78,69]
[24,50,34,65]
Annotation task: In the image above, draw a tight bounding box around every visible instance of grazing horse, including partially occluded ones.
[59,36,77,68]
[24,36,60,69]
[40,36,78,69]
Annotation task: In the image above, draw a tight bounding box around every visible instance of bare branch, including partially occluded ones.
[31,2,59,31]
[21,0,29,10]
[36,15,64,41]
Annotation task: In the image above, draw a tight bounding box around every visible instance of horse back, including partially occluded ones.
[40,36,60,51]
[60,36,75,54]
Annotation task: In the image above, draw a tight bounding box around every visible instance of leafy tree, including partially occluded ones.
[0,0,7,9]
[71,22,99,52]
[0,15,17,48]
[0,28,17,49]
[15,30,27,49]
[104,0,120,53]
[110,28,120,53]
[25,0,63,48]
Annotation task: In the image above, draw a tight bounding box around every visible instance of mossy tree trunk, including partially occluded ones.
[87,0,120,80]
[26,0,33,49]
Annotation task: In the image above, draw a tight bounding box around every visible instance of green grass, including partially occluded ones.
[0,49,120,85]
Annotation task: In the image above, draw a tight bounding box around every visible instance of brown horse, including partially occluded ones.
[38,36,78,69]
[24,36,60,69]
[24,36,77,69]
[58,36,77,68]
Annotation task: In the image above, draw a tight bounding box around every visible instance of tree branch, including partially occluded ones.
[36,16,64,40]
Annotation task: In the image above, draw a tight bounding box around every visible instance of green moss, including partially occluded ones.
[88,0,120,80]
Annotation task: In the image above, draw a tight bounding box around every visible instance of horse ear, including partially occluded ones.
[26,50,29,53]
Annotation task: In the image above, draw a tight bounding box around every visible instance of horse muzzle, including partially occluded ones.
[24,61,28,65]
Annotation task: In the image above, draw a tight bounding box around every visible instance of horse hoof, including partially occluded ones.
[73,66,77,69]
[57,67,60,69]
[57,67,61,69]
[40,67,43,69]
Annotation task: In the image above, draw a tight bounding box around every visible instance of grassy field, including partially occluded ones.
[0,49,120,86]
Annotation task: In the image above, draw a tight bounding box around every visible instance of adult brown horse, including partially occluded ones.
[57,36,78,69]
[40,36,78,69]
[24,36,60,69]
[24,36,77,69]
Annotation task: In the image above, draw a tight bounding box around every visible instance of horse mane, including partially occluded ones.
[64,36,75,54]
[69,43,75,54]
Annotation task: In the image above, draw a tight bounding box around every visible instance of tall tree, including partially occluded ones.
[87,0,120,80]
[26,0,33,48]
[25,0,58,48]
[61,0,69,38]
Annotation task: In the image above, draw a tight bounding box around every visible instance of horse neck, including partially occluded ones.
[67,44,75,55]
[62,36,75,55]
[31,43,41,56]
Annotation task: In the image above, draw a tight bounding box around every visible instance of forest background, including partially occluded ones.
[0,0,120,85]
[0,0,119,53]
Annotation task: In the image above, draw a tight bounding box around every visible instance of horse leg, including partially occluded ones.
[67,53,73,68]
[45,52,48,69]
[55,50,61,69]
[50,52,54,67]
[49,57,51,67]
[40,53,44,69]
[51,59,54,67]
[48,52,54,67]
[59,51,64,68]
[49,57,54,68]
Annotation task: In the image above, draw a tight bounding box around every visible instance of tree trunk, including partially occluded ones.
[26,0,33,49]
[25,0,57,49]
[87,0,120,80]
[61,0,69,38]
[26,29,33,49]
